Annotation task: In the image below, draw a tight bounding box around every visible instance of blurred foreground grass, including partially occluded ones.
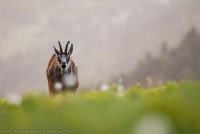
[0,81,200,134]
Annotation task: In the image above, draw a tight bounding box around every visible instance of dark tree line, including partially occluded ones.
[120,28,200,87]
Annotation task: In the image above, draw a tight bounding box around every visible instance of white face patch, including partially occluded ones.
[61,54,67,63]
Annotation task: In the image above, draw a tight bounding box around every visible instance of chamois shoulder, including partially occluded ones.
[48,54,57,67]
[46,54,57,79]
[70,59,78,73]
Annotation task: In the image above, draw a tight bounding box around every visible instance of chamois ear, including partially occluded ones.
[68,44,73,55]
[58,41,63,53]
[65,41,70,54]
[53,46,60,55]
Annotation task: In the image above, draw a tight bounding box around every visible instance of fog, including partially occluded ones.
[0,0,200,94]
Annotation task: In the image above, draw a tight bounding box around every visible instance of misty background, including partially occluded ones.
[0,0,200,95]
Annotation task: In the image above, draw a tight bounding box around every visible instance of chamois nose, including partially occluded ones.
[61,64,66,68]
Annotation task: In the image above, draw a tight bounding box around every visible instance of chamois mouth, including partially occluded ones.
[61,66,67,71]
[61,65,68,75]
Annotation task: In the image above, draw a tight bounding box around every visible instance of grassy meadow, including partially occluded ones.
[0,81,200,134]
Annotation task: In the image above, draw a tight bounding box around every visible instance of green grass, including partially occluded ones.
[1,81,200,134]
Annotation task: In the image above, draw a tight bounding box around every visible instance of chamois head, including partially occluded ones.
[53,41,73,73]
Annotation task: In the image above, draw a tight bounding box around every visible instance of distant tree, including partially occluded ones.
[186,27,198,40]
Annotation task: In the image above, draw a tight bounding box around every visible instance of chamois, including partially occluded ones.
[46,41,79,95]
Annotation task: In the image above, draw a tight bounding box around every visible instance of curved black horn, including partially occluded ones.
[58,41,63,53]
[68,44,73,55]
[53,46,60,55]
[65,41,70,54]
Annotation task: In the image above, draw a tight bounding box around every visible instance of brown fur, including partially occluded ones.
[46,53,79,95]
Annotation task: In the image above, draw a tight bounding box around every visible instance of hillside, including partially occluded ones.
[121,28,200,87]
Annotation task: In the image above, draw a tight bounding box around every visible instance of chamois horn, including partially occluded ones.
[58,41,63,53]
[65,41,70,54]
